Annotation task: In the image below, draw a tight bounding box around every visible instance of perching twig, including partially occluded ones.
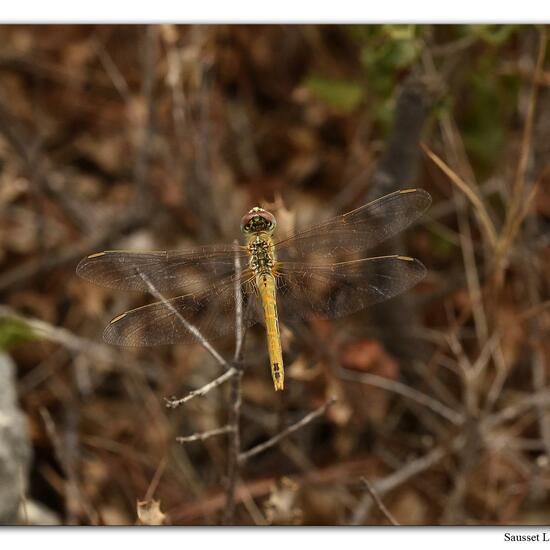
[222,244,246,524]
[238,397,336,464]
[360,476,399,526]
[233,245,245,362]
[176,425,233,444]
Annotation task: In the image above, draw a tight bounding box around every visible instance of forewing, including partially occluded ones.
[275,255,426,322]
[103,274,260,346]
[274,189,431,261]
[77,244,248,293]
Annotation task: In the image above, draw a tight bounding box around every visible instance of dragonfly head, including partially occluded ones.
[240,207,277,235]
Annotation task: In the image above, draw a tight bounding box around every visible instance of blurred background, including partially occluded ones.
[0,24,549,525]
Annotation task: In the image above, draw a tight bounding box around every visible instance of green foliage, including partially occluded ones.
[460,51,521,175]
[0,318,37,350]
[359,25,422,81]
[355,25,424,132]
[426,223,456,260]
[305,75,364,113]
[469,24,519,46]
[305,23,526,174]
[303,25,424,127]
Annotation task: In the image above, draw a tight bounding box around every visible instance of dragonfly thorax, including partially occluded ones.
[247,235,275,276]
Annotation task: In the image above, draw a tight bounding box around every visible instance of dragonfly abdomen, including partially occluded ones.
[247,233,284,390]
[257,272,284,391]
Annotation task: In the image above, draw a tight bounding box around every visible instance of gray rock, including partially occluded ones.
[17,499,60,525]
[0,352,31,524]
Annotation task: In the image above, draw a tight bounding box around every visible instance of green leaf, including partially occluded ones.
[305,76,364,112]
[0,319,37,350]
[470,24,519,46]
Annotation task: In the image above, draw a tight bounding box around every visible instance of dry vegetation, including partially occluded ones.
[0,24,549,525]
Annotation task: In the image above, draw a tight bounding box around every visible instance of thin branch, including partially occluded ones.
[350,435,464,525]
[531,347,550,457]
[421,143,498,249]
[137,258,236,411]
[176,425,233,444]
[39,408,98,524]
[0,305,156,378]
[518,299,550,322]
[238,397,336,464]
[233,242,245,362]
[133,25,157,214]
[93,39,130,100]
[0,211,145,293]
[502,27,547,248]
[138,271,230,370]
[482,389,550,431]
[223,243,245,524]
[360,476,399,526]
[337,368,464,426]
[143,457,167,503]
[165,366,237,409]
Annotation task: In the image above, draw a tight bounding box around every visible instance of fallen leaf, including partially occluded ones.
[340,339,399,379]
[264,478,302,525]
[137,499,167,526]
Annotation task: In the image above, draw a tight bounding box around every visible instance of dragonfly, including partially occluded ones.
[77,188,431,391]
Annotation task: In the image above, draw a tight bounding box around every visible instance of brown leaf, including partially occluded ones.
[264,478,302,525]
[137,499,166,526]
[340,339,399,379]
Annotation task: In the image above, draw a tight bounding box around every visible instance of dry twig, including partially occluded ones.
[421,143,498,249]
[360,476,399,526]
[176,425,233,444]
[238,397,336,464]
[222,245,246,524]
[338,368,464,426]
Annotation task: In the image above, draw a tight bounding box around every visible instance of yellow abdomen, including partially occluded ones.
[257,273,284,391]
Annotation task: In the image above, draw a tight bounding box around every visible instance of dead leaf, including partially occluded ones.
[340,339,399,379]
[137,499,167,526]
[264,478,302,525]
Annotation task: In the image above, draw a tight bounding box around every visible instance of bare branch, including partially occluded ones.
[165,366,237,409]
[360,476,399,526]
[421,143,498,248]
[223,242,246,524]
[351,436,464,525]
[0,305,156,378]
[138,271,230,371]
[482,389,550,431]
[500,27,547,254]
[338,368,464,426]
[238,397,336,464]
[233,242,245,363]
[176,425,233,444]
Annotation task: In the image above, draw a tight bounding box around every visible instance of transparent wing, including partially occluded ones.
[103,272,260,346]
[274,189,431,261]
[275,255,426,322]
[77,244,248,293]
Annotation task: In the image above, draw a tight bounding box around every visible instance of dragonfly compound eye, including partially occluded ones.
[240,208,277,233]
